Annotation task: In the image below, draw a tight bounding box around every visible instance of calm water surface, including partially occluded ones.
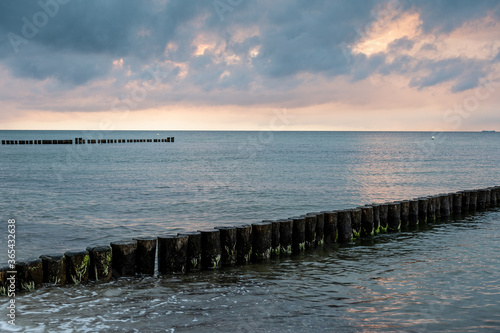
[0,131,499,331]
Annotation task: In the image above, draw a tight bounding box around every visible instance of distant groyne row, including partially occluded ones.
[1,137,175,145]
[1,186,499,294]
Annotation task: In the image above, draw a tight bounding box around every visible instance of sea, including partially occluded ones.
[0,130,499,332]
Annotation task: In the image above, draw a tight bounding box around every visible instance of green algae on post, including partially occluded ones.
[198,229,221,270]
[291,216,306,254]
[360,206,374,237]
[177,231,202,273]
[252,221,273,261]
[16,259,43,291]
[39,253,66,285]
[261,220,280,258]
[303,214,317,249]
[399,201,410,230]
[307,212,325,247]
[215,226,237,266]
[349,208,362,239]
[378,203,389,233]
[277,219,293,256]
[236,225,252,265]
[86,246,113,282]
[387,203,401,232]
[64,250,90,285]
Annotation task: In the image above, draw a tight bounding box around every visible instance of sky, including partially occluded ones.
[0,0,499,131]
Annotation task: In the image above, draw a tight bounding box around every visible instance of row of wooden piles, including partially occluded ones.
[1,186,499,294]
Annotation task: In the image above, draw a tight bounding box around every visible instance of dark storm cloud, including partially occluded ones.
[250,0,381,78]
[0,0,498,98]
[408,0,500,34]
[0,0,209,84]
[406,58,489,92]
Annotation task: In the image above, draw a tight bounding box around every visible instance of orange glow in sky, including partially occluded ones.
[0,1,499,131]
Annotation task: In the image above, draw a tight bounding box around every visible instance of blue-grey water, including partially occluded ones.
[0,130,499,332]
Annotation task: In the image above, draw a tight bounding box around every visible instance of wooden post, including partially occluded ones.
[0,265,10,296]
[370,204,381,234]
[236,225,253,265]
[157,235,188,274]
[349,208,362,239]
[303,214,317,249]
[469,189,478,211]
[277,219,293,255]
[485,188,492,208]
[110,240,137,278]
[408,199,419,228]
[448,193,454,215]
[271,220,282,256]
[307,212,325,247]
[133,237,157,275]
[460,190,471,212]
[378,203,389,233]
[86,246,112,282]
[65,250,90,285]
[452,192,463,215]
[492,186,500,206]
[418,197,429,225]
[215,226,237,266]
[322,211,338,244]
[399,201,410,230]
[16,259,43,291]
[198,229,221,269]
[426,197,436,223]
[291,216,306,254]
[387,202,401,232]
[177,231,202,272]
[487,187,496,207]
[262,220,280,257]
[337,210,353,243]
[252,222,272,260]
[439,194,451,218]
[360,206,374,237]
[39,254,66,285]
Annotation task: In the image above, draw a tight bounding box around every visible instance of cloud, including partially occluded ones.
[410,0,500,34]
[388,37,414,51]
[408,58,489,92]
[0,0,499,129]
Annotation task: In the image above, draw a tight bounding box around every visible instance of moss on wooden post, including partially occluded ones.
[65,250,90,285]
[39,254,66,285]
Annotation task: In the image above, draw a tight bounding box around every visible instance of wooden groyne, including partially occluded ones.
[1,186,499,294]
[1,137,175,145]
